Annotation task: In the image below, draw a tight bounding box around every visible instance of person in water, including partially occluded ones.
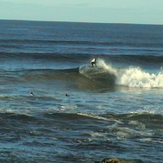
[90,58,97,67]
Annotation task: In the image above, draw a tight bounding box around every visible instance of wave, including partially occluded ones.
[1,51,163,65]
[1,59,163,89]
[79,59,163,88]
[108,54,163,65]
[1,37,163,48]
[0,52,91,63]
[1,55,163,88]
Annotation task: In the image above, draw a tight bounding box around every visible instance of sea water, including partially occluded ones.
[0,20,163,163]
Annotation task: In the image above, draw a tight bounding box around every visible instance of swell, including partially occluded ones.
[108,54,163,65]
[0,52,90,63]
[1,52,163,65]
[0,37,163,48]
[1,112,162,130]
[20,67,90,85]
[2,59,163,89]
[21,67,79,77]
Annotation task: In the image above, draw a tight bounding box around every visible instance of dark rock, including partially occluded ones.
[100,158,135,163]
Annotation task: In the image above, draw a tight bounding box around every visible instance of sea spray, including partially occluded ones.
[96,58,117,75]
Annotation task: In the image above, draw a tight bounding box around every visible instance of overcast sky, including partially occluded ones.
[0,0,163,24]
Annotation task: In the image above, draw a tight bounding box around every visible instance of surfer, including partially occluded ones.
[30,92,34,96]
[90,58,97,67]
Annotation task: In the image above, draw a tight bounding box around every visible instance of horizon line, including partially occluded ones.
[0,18,163,26]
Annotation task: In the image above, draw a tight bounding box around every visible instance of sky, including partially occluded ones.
[0,0,163,24]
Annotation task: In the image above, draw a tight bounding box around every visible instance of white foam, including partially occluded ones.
[77,112,111,121]
[89,131,107,138]
[116,67,163,88]
[129,120,146,130]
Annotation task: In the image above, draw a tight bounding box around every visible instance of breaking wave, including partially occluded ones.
[79,59,163,88]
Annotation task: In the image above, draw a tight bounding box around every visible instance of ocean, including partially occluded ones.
[0,20,163,163]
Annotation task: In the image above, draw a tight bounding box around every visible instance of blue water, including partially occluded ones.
[0,20,163,163]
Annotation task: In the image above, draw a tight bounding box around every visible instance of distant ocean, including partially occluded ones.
[0,20,163,163]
